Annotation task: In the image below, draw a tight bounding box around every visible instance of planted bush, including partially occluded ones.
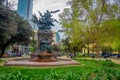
[0,69,120,80]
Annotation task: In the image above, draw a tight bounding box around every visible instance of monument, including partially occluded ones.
[4,10,80,67]
[30,10,60,62]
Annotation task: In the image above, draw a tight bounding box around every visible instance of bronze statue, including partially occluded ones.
[32,10,59,53]
[32,10,59,30]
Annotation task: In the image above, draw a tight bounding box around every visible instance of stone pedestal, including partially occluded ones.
[30,52,57,62]
[37,30,53,50]
[29,29,57,62]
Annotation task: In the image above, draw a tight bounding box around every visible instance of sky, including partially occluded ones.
[33,0,70,33]
[9,0,70,39]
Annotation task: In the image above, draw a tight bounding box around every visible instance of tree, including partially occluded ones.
[61,38,71,55]
[59,0,120,56]
[0,3,32,57]
[59,0,85,56]
[30,39,37,52]
[112,38,120,53]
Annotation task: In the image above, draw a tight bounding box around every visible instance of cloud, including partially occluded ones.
[33,0,69,13]
[8,0,18,10]
[33,0,70,25]
[33,0,69,38]
[9,0,70,19]
[9,0,69,38]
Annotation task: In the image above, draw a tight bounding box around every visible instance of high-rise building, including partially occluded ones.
[17,0,33,25]
[17,0,33,54]
[56,32,60,42]
[52,31,61,45]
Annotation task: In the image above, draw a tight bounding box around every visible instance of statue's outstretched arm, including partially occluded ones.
[50,10,60,14]
[32,14,38,22]
[52,18,59,23]
[38,11,43,17]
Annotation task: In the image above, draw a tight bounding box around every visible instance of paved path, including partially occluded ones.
[61,56,120,64]
[1,56,120,66]
[80,57,120,64]
[0,56,29,66]
[1,56,29,61]
[1,56,71,61]
[1,56,80,67]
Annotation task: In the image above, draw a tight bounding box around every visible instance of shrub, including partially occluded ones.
[98,60,119,67]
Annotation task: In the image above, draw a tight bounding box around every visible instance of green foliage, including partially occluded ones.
[0,59,5,62]
[61,38,71,53]
[59,0,120,55]
[52,44,61,52]
[29,47,35,52]
[101,46,113,52]
[0,3,32,57]
[30,39,37,52]
[99,60,119,67]
[0,71,32,80]
[0,67,120,80]
[112,39,120,53]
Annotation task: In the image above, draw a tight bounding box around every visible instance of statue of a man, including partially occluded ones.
[42,10,53,27]
[34,10,59,30]
[32,10,59,30]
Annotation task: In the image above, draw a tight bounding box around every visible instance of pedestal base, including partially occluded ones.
[30,52,57,62]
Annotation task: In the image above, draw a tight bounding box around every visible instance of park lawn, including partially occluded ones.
[0,59,120,80]
[0,59,5,66]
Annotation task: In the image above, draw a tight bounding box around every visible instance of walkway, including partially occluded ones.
[1,56,120,66]
[80,57,120,64]
[1,56,80,67]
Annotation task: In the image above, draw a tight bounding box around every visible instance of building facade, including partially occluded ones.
[56,32,60,43]
[17,0,38,30]
[17,0,33,20]
[52,31,61,45]
[17,0,33,55]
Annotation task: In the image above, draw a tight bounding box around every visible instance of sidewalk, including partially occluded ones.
[1,56,29,61]
[1,56,120,65]
[80,57,120,64]
[1,56,70,61]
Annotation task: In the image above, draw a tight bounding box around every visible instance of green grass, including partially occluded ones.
[0,59,5,62]
[0,59,120,80]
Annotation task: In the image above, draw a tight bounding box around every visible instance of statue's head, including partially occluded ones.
[47,10,49,13]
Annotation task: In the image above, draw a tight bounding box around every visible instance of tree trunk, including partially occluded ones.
[73,50,76,57]
[87,44,90,55]
[0,45,7,58]
[96,43,101,56]
[0,47,5,58]
[67,48,69,58]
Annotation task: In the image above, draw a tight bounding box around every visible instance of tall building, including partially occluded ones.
[52,31,61,45]
[17,0,33,54]
[17,0,33,25]
[56,32,60,42]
